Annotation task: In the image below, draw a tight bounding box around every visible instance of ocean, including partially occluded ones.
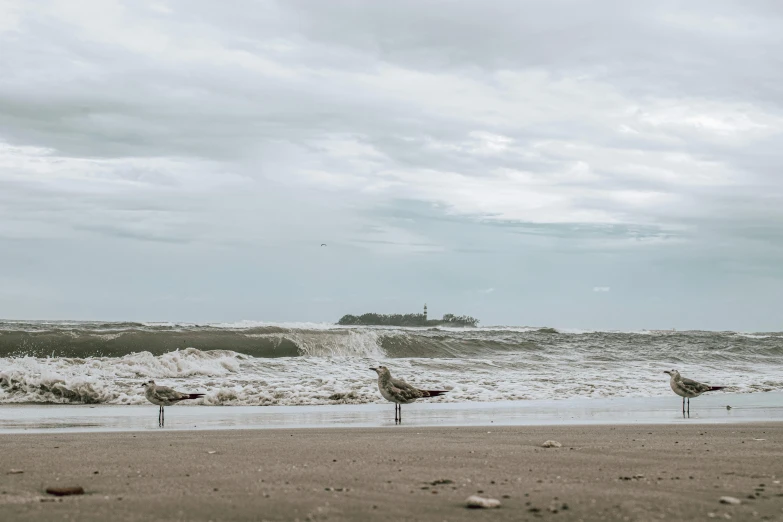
[1,320,781,406]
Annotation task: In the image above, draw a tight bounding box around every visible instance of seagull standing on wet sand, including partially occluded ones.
[142,380,204,426]
[370,366,448,424]
[664,370,724,415]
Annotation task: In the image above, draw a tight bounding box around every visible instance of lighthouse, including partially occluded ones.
[423,303,428,322]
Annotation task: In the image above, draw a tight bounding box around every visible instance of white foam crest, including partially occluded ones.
[116,348,243,378]
[734,333,773,339]
[280,329,388,357]
[0,348,244,404]
[0,367,116,404]
[2,349,783,406]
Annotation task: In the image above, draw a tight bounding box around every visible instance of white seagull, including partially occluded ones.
[664,370,724,415]
[370,366,448,424]
[142,380,204,426]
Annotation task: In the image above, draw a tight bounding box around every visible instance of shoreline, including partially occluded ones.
[1,391,781,434]
[2,424,782,521]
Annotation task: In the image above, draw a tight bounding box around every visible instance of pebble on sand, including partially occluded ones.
[45,486,85,496]
[719,496,741,505]
[7,469,23,474]
[542,440,562,448]
[466,495,501,509]
[430,479,453,486]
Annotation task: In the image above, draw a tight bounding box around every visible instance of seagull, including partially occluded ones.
[320,243,327,247]
[664,370,724,415]
[370,366,448,424]
[142,380,204,426]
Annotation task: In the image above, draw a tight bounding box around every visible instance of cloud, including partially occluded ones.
[1,1,782,328]
[593,287,611,293]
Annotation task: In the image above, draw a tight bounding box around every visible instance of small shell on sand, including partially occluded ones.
[46,486,85,496]
[466,495,501,509]
[542,440,562,448]
[719,496,741,505]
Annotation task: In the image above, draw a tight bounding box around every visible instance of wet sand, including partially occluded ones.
[3,391,782,433]
[2,424,782,521]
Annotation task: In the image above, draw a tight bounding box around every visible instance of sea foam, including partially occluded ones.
[2,321,783,405]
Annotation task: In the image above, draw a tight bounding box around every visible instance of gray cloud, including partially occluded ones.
[1,0,782,328]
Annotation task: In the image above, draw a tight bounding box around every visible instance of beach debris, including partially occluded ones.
[7,469,23,474]
[752,438,766,441]
[207,451,217,454]
[541,440,562,448]
[430,479,453,486]
[726,405,732,410]
[719,496,741,505]
[328,391,357,402]
[46,486,85,496]
[620,474,644,481]
[465,495,501,509]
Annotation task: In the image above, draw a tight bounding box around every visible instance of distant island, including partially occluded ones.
[337,304,479,327]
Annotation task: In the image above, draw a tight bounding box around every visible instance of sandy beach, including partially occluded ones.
[2,423,782,521]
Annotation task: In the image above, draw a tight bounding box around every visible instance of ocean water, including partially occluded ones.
[1,320,782,406]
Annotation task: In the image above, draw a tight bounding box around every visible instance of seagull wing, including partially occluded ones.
[679,377,712,394]
[153,385,189,402]
[389,377,425,401]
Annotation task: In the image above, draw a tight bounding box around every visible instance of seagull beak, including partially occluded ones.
[663,371,670,375]
[369,367,378,372]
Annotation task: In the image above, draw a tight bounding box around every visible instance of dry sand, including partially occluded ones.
[2,424,782,521]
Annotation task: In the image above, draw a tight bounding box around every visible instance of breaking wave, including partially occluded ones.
[1,321,782,405]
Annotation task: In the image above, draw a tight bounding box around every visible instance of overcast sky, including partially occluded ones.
[1,0,782,330]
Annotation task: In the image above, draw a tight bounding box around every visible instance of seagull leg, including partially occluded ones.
[682,397,685,415]
[399,404,402,424]
[687,398,690,415]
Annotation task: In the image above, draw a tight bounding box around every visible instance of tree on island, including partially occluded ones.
[337,312,479,327]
